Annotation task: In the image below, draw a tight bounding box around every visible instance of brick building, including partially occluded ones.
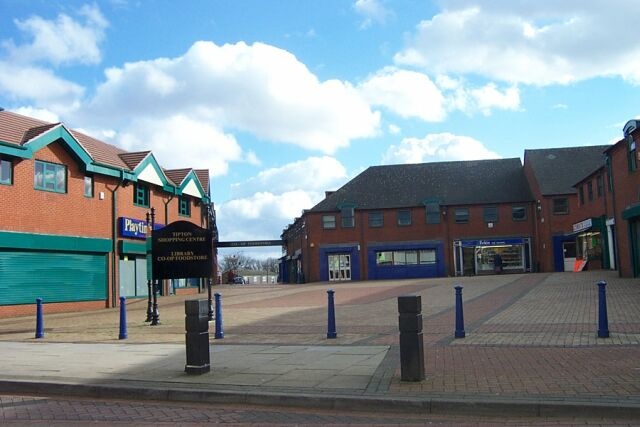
[281,133,639,282]
[0,110,212,317]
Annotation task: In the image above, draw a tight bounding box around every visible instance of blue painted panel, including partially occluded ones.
[318,246,360,282]
[367,241,444,280]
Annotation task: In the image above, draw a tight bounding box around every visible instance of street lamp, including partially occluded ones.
[144,208,154,322]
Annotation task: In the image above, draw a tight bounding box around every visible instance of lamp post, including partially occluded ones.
[145,209,154,322]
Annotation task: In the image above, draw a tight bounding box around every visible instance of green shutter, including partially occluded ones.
[0,251,107,305]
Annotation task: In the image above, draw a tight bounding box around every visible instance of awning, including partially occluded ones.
[622,203,640,220]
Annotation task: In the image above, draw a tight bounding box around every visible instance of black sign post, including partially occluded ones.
[152,221,213,280]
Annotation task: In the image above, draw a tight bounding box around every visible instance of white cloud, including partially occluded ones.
[11,106,60,123]
[354,0,394,28]
[0,61,84,113]
[388,124,401,135]
[218,156,350,241]
[383,132,501,164]
[394,1,640,85]
[3,4,108,66]
[359,67,446,122]
[115,115,243,176]
[77,41,380,154]
[231,156,348,198]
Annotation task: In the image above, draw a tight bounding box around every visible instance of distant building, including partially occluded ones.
[281,128,640,282]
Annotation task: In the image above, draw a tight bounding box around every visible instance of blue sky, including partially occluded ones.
[1,1,639,260]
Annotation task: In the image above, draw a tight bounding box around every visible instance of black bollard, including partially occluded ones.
[398,295,425,382]
[150,280,160,326]
[118,296,128,340]
[597,280,609,338]
[185,299,211,374]
[454,285,465,338]
[327,289,337,339]
[214,293,224,339]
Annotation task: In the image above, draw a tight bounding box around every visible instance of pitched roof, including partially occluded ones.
[311,158,533,212]
[164,168,191,186]
[0,110,210,196]
[524,145,609,196]
[118,151,151,170]
[0,110,51,145]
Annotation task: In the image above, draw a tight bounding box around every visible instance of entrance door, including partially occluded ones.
[563,241,576,272]
[328,254,351,281]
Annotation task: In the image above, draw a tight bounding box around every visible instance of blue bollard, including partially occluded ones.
[597,280,609,338]
[327,289,337,339]
[214,293,224,339]
[454,285,465,338]
[118,296,128,340]
[35,298,44,339]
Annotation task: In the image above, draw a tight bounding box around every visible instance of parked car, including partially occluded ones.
[233,276,246,285]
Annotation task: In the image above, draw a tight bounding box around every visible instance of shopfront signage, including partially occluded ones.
[460,238,525,248]
[572,218,592,234]
[119,217,164,239]
[152,221,212,279]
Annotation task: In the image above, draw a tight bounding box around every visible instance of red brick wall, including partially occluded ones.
[609,137,640,277]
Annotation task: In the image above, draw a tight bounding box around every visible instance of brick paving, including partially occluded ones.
[0,271,639,421]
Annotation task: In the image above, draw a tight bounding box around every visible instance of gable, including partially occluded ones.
[182,179,203,198]
[137,162,165,186]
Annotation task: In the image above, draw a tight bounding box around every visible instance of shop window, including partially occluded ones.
[455,208,469,223]
[179,197,191,217]
[84,176,93,197]
[419,249,436,264]
[597,175,604,198]
[483,206,498,223]
[34,160,66,193]
[341,206,355,228]
[0,158,12,185]
[511,206,527,221]
[425,202,440,224]
[587,181,593,201]
[368,211,383,228]
[552,198,569,215]
[629,135,638,172]
[376,249,436,266]
[397,210,411,226]
[322,215,336,229]
[134,183,150,207]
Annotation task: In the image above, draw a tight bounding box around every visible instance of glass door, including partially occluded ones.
[328,254,351,281]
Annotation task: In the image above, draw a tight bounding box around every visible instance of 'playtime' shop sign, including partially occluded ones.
[118,217,164,239]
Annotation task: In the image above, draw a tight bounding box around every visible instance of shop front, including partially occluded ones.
[622,204,640,277]
[563,217,609,272]
[454,237,531,276]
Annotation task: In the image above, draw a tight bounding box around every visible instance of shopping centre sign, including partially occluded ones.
[151,221,212,279]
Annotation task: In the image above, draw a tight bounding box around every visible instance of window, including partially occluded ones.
[84,176,93,197]
[341,206,355,228]
[425,202,440,224]
[483,206,498,223]
[34,160,66,193]
[375,249,436,266]
[629,135,638,172]
[512,206,527,221]
[597,175,604,198]
[322,215,336,229]
[587,181,593,201]
[179,197,191,217]
[552,198,569,215]
[419,250,436,264]
[134,183,150,207]
[368,211,383,228]
[578,186,585,205]
[397,210,411,226]
[455,208,469,223]
[0,158,12,185]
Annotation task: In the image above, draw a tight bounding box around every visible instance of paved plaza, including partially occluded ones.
[0,271,639,419]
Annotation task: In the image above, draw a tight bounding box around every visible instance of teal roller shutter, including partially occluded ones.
[0,250,107,305]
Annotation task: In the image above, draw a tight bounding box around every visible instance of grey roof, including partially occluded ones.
[311,158,533,212]
[524,146,609,196]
